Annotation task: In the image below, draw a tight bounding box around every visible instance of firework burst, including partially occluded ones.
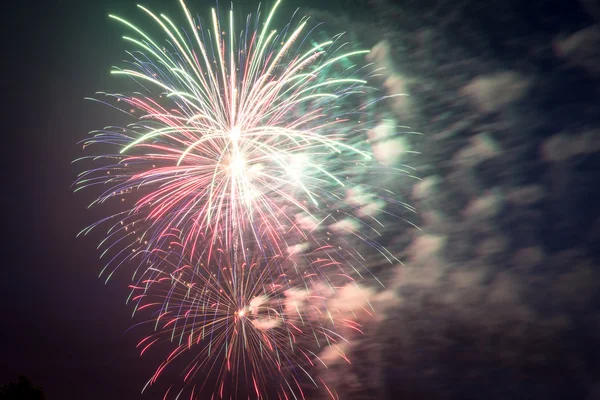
[74,0,406,280]
[74,0,413,398]
[130,239,369,399]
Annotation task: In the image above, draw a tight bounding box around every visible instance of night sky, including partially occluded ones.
[6,1,158,396]
[4,0,599,399]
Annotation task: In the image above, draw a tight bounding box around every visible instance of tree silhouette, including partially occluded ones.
[0,376,46,400]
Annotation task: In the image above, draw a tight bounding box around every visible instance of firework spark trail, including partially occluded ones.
[129,239,367,399]
[74,0,406,279]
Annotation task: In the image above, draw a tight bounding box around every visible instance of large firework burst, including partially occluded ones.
[75,0,404,279]
[74,0,411,398]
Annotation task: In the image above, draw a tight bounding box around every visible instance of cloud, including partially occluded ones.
[368,119,411,164]
[463,189,504,220]
[295,212,320,231]
[554,25,600,76]
[461,71,531,113]
[505,185,545,206]
[541,129,600,162]
[327,284,375,319]
[318,343,351,366]
[287,242,310,256]
[367,41,413,118]
[329,218,360,234]
[412,175,442,200]
[452,133,501,167]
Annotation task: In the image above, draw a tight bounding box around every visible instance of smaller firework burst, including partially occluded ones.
[130,240,369,399]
